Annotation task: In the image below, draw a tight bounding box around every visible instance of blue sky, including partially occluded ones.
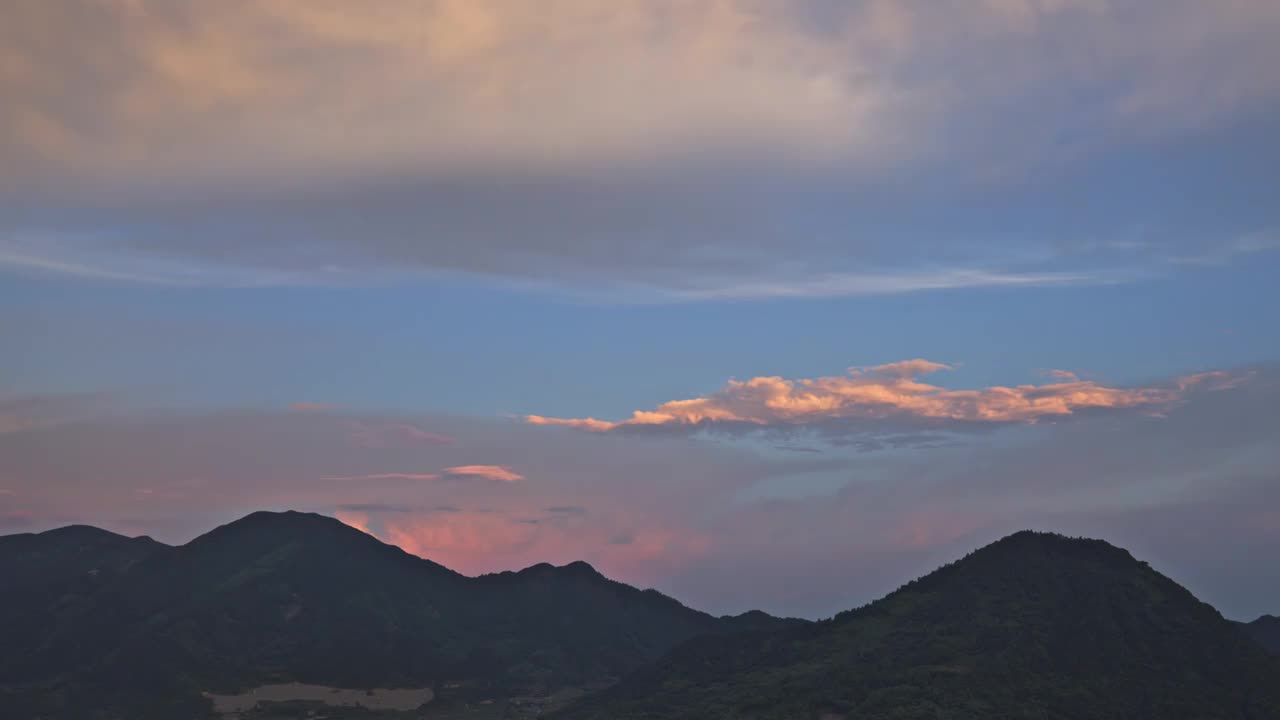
[2,0,1278,619]
[5,235,1277,419]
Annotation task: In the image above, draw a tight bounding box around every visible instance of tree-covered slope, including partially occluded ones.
[554,531,1280,720]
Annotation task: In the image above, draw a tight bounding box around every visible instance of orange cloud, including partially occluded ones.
[527,360,1240,434]
[440,465,524,482]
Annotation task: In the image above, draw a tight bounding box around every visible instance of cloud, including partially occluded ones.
[346,421,457,448]
[3,2,1277,298]
[334,510,373,535]
[335,503,416,513]
[324,473,443,482]
[527,360,1231,439]
[1166,230,1280,266]
[440,465,524,482]
[290,402,333,413]
[1043,369,1080,381]
[655,268,1116,301]
[1,0,892,188]
[345,506,711,583]
[5,1,1276,189]
[0,510,36,530]
[324,464,523,483]
[1175,370,1254,392]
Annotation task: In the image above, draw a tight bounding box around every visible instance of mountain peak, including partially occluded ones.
[951,529,1142,573]
[510,560,604,578]
[236,509,340,527]
[991,528,1130,553]
[187,509,361,546]
[38,524,131,541]
[561,559,602,576]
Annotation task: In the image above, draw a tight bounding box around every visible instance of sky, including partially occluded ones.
[2,0,1279,620]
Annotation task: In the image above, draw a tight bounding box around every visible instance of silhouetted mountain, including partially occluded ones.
[1240,614,1280,655]
[0,511,798,718]
[0,525,169,682]
[553,531,1280,720]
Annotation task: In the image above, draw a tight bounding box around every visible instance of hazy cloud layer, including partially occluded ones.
[3,1,1278,297]
[0,393,111,435]
[6,1,1277,187]
[1,365,1276,619]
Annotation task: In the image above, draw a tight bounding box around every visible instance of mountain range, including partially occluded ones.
[1,512,1276,719]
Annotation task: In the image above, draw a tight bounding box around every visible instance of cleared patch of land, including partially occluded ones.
[205,683,433,715]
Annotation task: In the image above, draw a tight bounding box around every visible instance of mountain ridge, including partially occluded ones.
[3,517,1277,720]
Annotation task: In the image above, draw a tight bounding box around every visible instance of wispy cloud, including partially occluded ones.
[347,421,457,448]
[324,472,443,482]
[441,465,525,482]
[290,402,333,413]
[527,360,1242,439]
[656,268,1119,301]
[1166,230,1280,267]
[0,230,1132,300]
[324,464,523,483]
[0,234,335,287]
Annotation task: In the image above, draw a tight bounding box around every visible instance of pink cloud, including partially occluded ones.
[330,507,710,584]
[324,472,443,482]
[1042,369,1080,381]
[1175,370,1253,392]
[347,421,457,448]
[0,509,35,529]
[335,510,374,535]
[440,465,525,482]
[323,465,523,483]
[527,360,1239,434]
[382,512,540,569]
